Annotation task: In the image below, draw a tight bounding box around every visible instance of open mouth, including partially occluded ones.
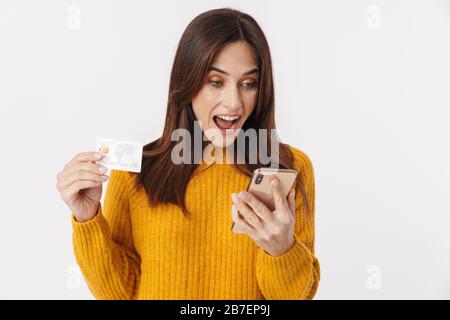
[213,115,241,133]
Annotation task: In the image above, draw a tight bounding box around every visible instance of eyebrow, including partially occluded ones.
[208,66,259,76]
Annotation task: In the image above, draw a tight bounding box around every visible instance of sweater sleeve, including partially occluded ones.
[71,169,141,300]
[256,147,320,300]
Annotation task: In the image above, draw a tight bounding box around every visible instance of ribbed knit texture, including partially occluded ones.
[71,146,320,300]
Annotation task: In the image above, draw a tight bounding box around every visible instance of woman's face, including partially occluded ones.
[191,40,259,148]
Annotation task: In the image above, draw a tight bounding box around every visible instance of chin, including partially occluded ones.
[206,128,237,148]
[210,136,236,148]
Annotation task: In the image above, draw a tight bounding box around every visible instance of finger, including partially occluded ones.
[61,170,109,189]
[231,193,263,230]
[231,204,246,234]
[62,180,103,198]
[231,204,254,235]
[65,151,103,170]
[288,189,296,217]
[271,178,289,212]
[237,191,273,223]
[59,162,108,182]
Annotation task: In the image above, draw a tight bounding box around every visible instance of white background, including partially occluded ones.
[1,0,449,299]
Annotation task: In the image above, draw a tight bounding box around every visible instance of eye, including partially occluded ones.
[241,81,258,89]
[208,80,222,88]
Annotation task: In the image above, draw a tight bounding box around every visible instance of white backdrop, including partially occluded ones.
[1,0,449,299]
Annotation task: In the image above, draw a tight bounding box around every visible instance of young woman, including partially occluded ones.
[56,8,320,300]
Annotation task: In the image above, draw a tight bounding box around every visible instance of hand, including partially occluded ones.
[56,151,109,222]
[231,178,297,256]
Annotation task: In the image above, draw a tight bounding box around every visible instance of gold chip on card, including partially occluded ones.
[99,147,109,154]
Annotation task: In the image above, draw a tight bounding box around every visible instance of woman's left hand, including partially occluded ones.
[231,178,297,256]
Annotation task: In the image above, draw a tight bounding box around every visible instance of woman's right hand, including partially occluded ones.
[56,151,110,222]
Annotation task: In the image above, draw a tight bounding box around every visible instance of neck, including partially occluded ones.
[203,144,234,165]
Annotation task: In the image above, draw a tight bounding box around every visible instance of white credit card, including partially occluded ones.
[95,137,143,173]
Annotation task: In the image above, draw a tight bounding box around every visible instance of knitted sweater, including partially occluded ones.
[71,146,320,299]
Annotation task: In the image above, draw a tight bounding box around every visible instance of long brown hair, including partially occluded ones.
[136,8,309,217]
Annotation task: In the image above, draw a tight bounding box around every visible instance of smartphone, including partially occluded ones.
[231,167,297,233]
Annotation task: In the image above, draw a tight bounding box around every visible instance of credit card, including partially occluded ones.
[95,137,143,173]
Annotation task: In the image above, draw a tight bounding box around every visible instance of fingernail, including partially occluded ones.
[271,179,279,188]
[98,166,106,173]
[231,193,238,202]
[95,153,102,159]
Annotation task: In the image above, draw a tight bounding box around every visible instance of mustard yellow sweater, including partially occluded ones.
[71,146,320,300]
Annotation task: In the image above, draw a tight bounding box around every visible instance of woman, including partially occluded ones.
[56,8,320,300]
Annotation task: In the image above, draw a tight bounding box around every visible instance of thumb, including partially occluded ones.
[271,178,289,212]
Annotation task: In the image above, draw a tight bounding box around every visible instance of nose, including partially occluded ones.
[222,84,243,113]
